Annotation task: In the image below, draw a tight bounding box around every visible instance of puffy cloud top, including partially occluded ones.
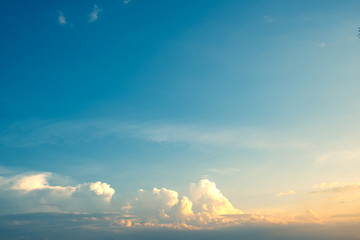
[189,179,243,216]
[90,181,115,202]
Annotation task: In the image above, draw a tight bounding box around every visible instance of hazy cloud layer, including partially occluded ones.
[0,213,355,240]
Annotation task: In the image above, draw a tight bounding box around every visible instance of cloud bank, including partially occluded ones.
[0,171,327,230]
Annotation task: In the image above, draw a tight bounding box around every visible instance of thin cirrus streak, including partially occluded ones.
[0,119,308,150]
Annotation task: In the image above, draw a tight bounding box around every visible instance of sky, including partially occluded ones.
[1,0,360,239]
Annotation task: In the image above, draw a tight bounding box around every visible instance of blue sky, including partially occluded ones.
[1,0,360,239]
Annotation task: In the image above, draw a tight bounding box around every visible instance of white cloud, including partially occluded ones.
[89,5,102,23]
[0,172,115,214]
[124,0,131,4]
[58,11,67,25]
[131,187,179,217]
[0,172,326,229]
[317,43,326,48]
[90,181,115,202]
[11,173,76,195]
[125,179,243,229]
[189,179,243,216]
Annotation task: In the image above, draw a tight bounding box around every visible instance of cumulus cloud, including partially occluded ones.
[0,172,325,229]
[90,181,115,202]
[124,179,243,229]
[131,187,179,217]
[189,179,243,216]
[0,172,115,214]
[89,5,102,23]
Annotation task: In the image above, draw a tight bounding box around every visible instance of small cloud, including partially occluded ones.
[264,15,273,23]
[309,183,360,194]
[318,43,326,48]
[312,182,339,189]
[276,190,296,197]
[58,11,67,25]
[124,0,131,4]
[89,5,102,23]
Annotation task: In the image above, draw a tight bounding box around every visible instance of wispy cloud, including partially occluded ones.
[276,190,296,197]
[124,0,131,4]
[315,150,360,164]
[263,15,273,23]
[207,168,242,174]
[58,11,67,25]
[309,183,360,194]
[89,5,102,23]
[0,119,308,150]
[317,43,326,48]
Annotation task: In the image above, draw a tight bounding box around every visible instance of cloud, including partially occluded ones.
[124,0,131,4]
[312,182,339,189]
[309,183,360,194]
[317,43,326,48]
[264,15,273,23]
[207,168,242,174]
[58,11,67,25]
[315,150,360,164]
[125,179,244,229]
[331,213,360,218]
[131,187,179,217]
[239,209,323,225]
[0,212,351,240]
[276,190,296,197]
[0,172,115,214]
[0,172,326,229]
[294,209,322,224]
[90,181,115,202]
[89,5,102,23]
[189,179,243,217]
[0,119,307,150]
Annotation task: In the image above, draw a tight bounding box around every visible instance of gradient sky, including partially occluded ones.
[1,0,360,239]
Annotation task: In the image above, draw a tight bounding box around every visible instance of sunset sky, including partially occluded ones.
[1,0,360,239]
